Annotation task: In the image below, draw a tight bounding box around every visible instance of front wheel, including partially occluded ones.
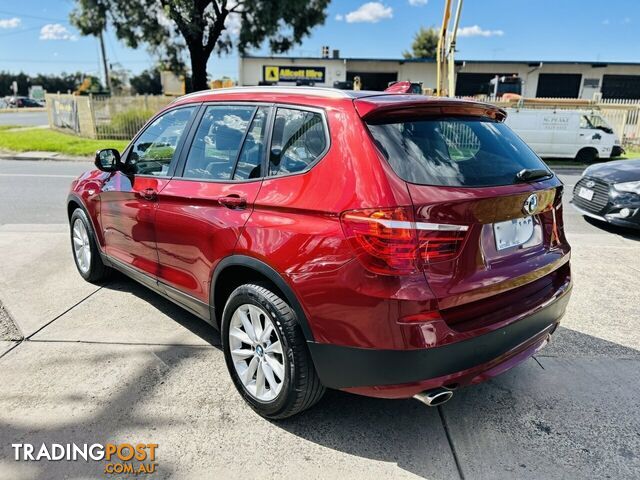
[222,283,325,419]
[576,148,598,163]
[70,208,110,283]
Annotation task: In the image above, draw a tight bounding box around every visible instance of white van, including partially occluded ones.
[504,108,622,162]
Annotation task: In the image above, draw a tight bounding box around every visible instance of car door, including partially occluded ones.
[99,105,198,281]
[579,114,608,156]
[154,104,271,311]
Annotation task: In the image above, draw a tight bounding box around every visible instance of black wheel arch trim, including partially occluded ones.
[211,255,315,342]
[67,192,105,254]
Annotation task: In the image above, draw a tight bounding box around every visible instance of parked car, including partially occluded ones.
[572,158,640,229]
[8,96,44,108]
[505,108,623,161]
[67,87,572,418]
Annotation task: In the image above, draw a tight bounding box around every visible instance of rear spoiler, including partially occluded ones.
[354,95,507,123]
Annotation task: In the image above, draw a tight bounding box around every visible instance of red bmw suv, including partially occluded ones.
[68,87,572,418]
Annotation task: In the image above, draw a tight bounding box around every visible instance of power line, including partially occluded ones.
[0,58,154,65]
[0,9,68,23]
[0,25,44,38]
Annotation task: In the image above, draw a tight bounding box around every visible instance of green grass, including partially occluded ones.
[0,125,21,131]
[0,128,129,157]
[623,146,640,158]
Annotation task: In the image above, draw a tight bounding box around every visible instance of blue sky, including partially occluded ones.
[0,0,638,80]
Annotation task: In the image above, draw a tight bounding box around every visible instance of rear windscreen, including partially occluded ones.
[367,117,550,187]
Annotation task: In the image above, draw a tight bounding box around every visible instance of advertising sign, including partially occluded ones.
[263,65,326,83]
[29,85,45,101]
[161,71,186,96]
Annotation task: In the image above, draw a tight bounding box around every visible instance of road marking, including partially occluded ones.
[0,173,76,178]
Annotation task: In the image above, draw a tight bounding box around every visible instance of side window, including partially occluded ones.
[234,107,269,180]
[269,108,327,177]
[183,105,255,180]
[580,115,593,129]
[127,107,196,176]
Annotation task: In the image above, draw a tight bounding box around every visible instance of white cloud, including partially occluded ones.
[408,0,428,6]
[40,23,77,41]
[0,17,21,29]
[344,2,393,23]
[335,14,344,21]
[225,12,242,36]
[457,25,504,37]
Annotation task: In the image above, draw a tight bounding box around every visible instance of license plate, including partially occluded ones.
[494,216,535,251]
[578,187,594,201]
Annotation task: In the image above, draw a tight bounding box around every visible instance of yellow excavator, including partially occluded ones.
[436,0,464,97]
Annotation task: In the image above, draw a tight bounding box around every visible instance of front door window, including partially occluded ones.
[127,107,197,176]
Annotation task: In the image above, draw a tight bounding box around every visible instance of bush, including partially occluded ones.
[111,108,155,132]
[96,108,155,139]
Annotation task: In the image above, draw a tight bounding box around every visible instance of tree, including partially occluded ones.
[130,68,163,95]
[71,0,331,92]
[403,26,439,59]
[75,76,104,95]
[0,72,85,95]
[31,73,85,93]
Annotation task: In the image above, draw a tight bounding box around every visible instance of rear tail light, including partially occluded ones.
[340,207,468,275]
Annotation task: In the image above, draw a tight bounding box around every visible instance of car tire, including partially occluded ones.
[575,148,598,163]
[222,283,325,419]
[70,208,110,283]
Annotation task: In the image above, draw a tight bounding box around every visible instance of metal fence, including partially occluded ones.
[46,93,173,140]
[46,92,640,147]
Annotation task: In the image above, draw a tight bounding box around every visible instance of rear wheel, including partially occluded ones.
[575,148,598,163]
[222,283,325,419]
[70,208,110,283]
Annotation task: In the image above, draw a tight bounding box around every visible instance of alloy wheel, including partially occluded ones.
[72,219,91,274]
[228,303,285,402]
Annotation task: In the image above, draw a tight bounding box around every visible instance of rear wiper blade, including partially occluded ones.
[515,168,552,183]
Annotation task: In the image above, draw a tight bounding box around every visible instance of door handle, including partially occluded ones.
[218,194,247,209]
[140,188,157,201]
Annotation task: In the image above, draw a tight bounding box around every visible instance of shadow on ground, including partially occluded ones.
[583,216,640,240]
[101,272,221,347]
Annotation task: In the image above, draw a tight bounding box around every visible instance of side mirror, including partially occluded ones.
[94,148,121,172]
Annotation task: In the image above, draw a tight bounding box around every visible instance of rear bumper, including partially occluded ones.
[307,282,571,396]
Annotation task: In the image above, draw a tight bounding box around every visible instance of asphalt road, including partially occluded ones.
[0,159,631,236]
[0,158,638,479]
[0,160,90,224]
[0,110,48,126]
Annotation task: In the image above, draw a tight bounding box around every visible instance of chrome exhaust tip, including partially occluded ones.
[413,387,454,407]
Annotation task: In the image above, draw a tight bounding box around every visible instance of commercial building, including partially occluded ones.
[239,55,640,99]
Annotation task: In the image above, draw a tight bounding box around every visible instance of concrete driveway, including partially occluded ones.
[0,160,638,479]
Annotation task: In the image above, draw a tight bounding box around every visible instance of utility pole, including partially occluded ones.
[98,31,111,93]
[447,0,464,97]
[436,0,452,96]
